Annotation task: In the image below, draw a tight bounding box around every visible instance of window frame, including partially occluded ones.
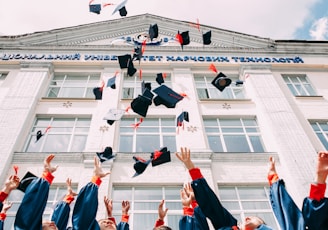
[282,74,316,96]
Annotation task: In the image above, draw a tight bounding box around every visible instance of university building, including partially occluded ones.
[0,14,327,229]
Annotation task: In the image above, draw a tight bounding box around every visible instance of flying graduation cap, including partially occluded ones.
[112,0,128,16]
[149,24,159,41]
[153,85,184,108]
[118,54,137,77]
[107,72,118,89]
[130,87,154,117]
[202,30,212,45]
[17,171,37,193]
[156,73,166,85]
[133,156,151,177]
[177,111,189,127]
[176,31,190,49]
[35,126,51,143]
[103,108,125,125]
[209,64,232,92]
[96,146,116,163]
[151,147,171,167]
[89,3,101,14]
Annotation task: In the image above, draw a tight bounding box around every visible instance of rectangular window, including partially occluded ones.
[119,118,176,152]
[218,185,279,229]
[25,117,91,152]
[6,184,77,229]
[310,121,328,150]
[204,118,265,152]
[122,74,171,99]
[282,74,316,96]
[47,73,101,98]
[195,74,245,99]
[112,186,181,230]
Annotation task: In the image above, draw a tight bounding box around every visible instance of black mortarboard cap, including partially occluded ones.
[211,72,232,92]
[89,4,101,14]
[177,111,189,126]
[180,31,190,45]
[153,85,184,108]
[103,109,125,125]
[133,156,151,177]
[96,147,115,163]
[118,54,132,69]
[151,147,171,167]
[156,73,165,85]
[131,94,152,117]
[141,81,152,93]
[93,87,103,100]
[203,30,212,45]
[17,171,37,193]
[107,76,116,89]
[149,24,159,41]
[133,46,142,62]
[112,0,128,16]
[36,130,43,142]
[235,80,244,86]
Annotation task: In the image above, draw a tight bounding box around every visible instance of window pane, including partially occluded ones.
[218,187,237,199]
[208,136,223,152]
[119,136,133,152]
[112,187,132,200]
[197,88,209,99]
[43,135,70,152]
[134,214,157,230]
[238,187,267,199]
[221,201,240,210]
[26,136,42,152]
[164,187,181,200]
[165,201,181,210]
[242,201,270,209]
[250,136,265,152]
[167,215,180,230]
[134,188,162,200]
[224,135,250,152]
[71,135,87,152]
[220,119,241,126]
[163,136,176,152]
[134,202,158,210]
[136,135,159,152]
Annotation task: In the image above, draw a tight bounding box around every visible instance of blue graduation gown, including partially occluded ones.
[179,206,210,230]
[51,200,71,230]
[270,179,328,230]
[14,177,50,230]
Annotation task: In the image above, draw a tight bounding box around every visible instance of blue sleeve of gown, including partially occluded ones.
[302,196,328,229]
[14,177,50,230]
[269,179,304,230]
[51,201,71,230]
[191,178,237,229]
[178,206,210,230]
[72,182,100,230]
[117,221,130,230]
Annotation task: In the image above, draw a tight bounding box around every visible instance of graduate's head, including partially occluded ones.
[153,226,172,230]
[240,216,266,230]
[42,220,58,230]
[98,218,117,230]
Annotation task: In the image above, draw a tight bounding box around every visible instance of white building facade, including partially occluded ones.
[0,14,328,229]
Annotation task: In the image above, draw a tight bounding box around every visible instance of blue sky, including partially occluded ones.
[0,0,327,40]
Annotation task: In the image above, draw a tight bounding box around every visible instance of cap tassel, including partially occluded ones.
[152,150,162,160]
[209,63,218,73]
[131,118,143,129]
[139,69,142,80]
[13,165,19,175]
[168,93,183,100]
[189,18,200,32]
[103,2,114,7]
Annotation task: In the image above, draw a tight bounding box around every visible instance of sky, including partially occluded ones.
[0,0,327,40]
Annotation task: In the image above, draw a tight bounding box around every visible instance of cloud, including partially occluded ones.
[309,17,328,40]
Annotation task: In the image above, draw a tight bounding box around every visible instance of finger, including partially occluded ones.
[175,152,182,161]
[164,208,169,215]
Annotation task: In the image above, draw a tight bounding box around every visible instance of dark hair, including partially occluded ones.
[153,226,172,230]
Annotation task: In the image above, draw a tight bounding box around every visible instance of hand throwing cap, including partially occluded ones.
[211,72,232,92]
[96,147,116,163]
[103,109,125,125]
[153,85,184,108]
[17,171,37,193]
[151,147,171,167]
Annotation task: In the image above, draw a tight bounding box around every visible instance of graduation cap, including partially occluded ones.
[235,80,244,86]
[156,73,165,85]
[176,31,190,49]
[107,76,116,89]
[35,126,51,143]
[202,30,212,45]
[89,4,101,14]
[133,156,151,177]
[153,85,184,108]
[211,72,232,92]
[177,111,189,127]
[93,87,103,100]
[17,171,37,193]
[118,54,137,77]
[149,24,159,41]
[141,81,152,92]
[103,108,125,125]
[96,147,116,163]
[151,147,171,167]
[112,0,128,16]
[130,93,153,117]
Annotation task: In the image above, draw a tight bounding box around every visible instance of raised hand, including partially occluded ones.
[122,200,130,215]
[158,200,168,221]
[44,154,58,173]
[175,147,195,170]
[93,157,111,178]
[66,178,77,197]
[104,196,113,217]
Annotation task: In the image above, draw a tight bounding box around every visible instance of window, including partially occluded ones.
[111,186,182,230]
[6,184,77,229]
[195,74,245,99]
[204,118,265,152]
[282,74,316,96]
[122,74,171,99]
[310,121,328,149]
[218,185,279,229]
[25,117,91,152]
[47,73,101,98]
[119,118,176,152]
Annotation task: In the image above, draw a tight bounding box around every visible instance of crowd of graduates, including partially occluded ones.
[0,148,327,230]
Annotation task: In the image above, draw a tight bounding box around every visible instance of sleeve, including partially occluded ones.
[302,183,328,229]
[269,179,305,230]
[193,206,210,230]
[117,221,130,230]
[14,177,51,230]
[51,196,73,230]
[72,180,100,230]
[154,219,164,228]
[0,220,3,230]
[190,169,237,229]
